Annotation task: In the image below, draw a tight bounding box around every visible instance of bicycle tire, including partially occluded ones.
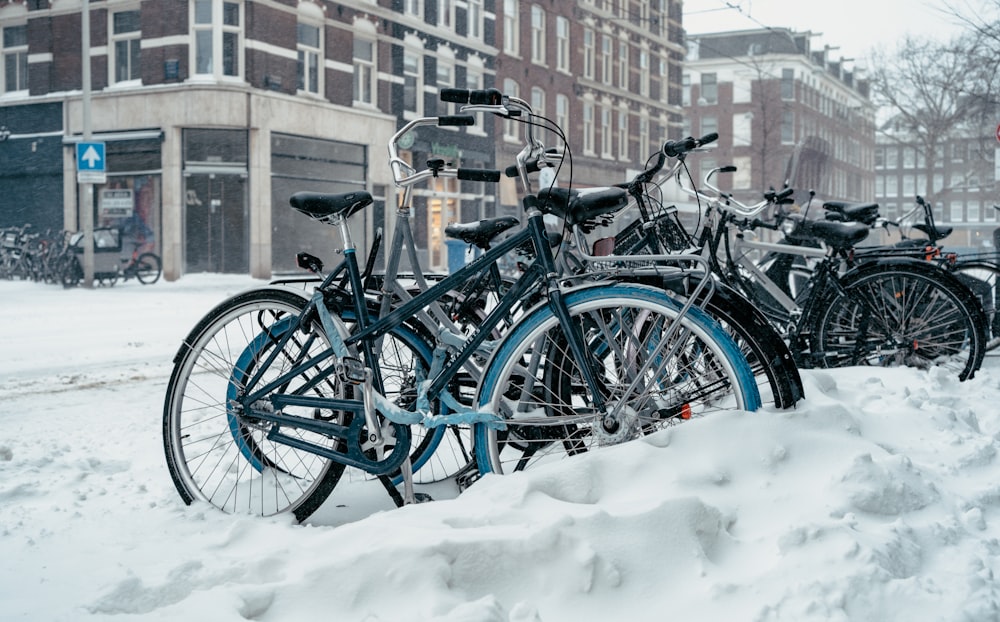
[698,283,804,409]
[473,283,761,475]
[163,288,349,521]
[60,255,82,288]
[135,252,162,284]
[810,259,987,380]
[950,260,1000,352]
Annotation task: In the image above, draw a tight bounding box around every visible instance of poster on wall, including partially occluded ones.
[99,188,134,218]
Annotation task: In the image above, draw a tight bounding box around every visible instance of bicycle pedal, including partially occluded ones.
[335,357,367,384]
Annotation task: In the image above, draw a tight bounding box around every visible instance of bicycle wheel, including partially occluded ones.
[951,260,1000,352]
[698,283,804,409]
[473,283,760,475]
[810,260,987,380]
[135,252,162,284]
[163,289,349,521]
[60,254,82,288]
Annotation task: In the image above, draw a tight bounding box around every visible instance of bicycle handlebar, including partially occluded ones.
[439,87,504,105]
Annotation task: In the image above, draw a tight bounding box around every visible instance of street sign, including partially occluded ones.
[76,141,106,184]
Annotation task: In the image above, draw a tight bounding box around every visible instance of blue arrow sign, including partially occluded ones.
[76,142,106,171]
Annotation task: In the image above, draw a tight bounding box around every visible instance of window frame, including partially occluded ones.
[2,22,29,94]
[191,0,244,81]
[503,0,519,56]
[353,35,376,106]
[555,16,570,72]
[530,5,546,65]
[296,21,322,95]
[110,7,142,86]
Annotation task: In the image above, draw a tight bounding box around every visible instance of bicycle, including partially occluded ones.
[670,160,986,381]
[60,228,161,287]
[162,88,761,521]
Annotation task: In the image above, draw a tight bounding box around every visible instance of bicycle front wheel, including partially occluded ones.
[951,259,1000,352]
[473,284,760,475]
[163,289,348,521]
[811,260,987,380]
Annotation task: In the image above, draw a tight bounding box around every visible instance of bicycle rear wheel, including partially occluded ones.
[811,260,986,380]
[473,283,760,475]
[135,252,162,284]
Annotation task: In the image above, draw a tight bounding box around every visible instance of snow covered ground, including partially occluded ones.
[2,274,1000,621]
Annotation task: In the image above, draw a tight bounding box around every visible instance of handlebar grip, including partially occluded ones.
[458,168,502,182]
[718,165,738,173]
[440,88,470,103]
[468,88,504,105]
[697,132,719,146]
[774,187,795,201]
[504,159,542,177]
[662,137,697,157]
[438,115,475,126]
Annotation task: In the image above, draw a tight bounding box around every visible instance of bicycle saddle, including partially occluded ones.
[535,186,628,227]
[788,215,870,250]
[912,222,953,242]
[445,216,520,249]
[289,191,373,223]
[822,201,880,226]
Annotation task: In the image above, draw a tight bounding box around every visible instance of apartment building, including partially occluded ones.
[874,119,1000,253]
[683,28,875,207]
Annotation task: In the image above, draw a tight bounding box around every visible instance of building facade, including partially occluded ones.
[874,120,1000,254]
[0,0,688,280]
[683,28,875,207]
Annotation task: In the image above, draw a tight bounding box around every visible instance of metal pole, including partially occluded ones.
[80,2,94,288]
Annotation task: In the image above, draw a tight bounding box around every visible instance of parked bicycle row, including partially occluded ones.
[161,88,993,525]
[0,224,161,287]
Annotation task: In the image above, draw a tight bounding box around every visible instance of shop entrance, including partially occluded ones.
[183,171,247,273]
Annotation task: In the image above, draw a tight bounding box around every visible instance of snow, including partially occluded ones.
[2,274,1000,621]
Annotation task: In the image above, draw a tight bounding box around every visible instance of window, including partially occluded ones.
[638,115,649,158]
[700,115,718,138]
[503,79,520,141]
[531,6,545,64]
[781,68,794,100]
[699,72,717,104]
[192,0,242,79]
[465,66,486,134]
[639,50,649,97]
[583,101,595,154]
[875,175,885,196]
[2,24,27,93]
[111,10,142,84]
[933,173,944,193]
[885,176,898,197]
[601,35,612,84]
[530,86,545,118]
[437,56,454,114]
[885,147,898,168]
[556,94,569,137]
[902,147,916,168]
[902,174,915,197]
[733,112,751,146]
[404,0,421,17]
[467,0,483,39]
[438,0,453,28]
[781,110,794,144]
[618,109,628,160]
[503,0,519,55]
[950,201,963,222]
[616,41,627,88]
[353,37,375,105]
[583,29,594,80]
[682,73,690,106]
[875,147,885,169]
[556,17,569,72]
[403,47,423,116]
[297,23,321,94]
[600,105,612,157]
[968,200,981,222]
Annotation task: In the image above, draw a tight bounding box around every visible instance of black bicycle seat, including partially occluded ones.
[289,191,373,223]
[535,186,628,226]
[823,201,880,226]
[445,216,520,249]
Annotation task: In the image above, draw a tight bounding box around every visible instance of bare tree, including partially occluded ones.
[869,31,995,203]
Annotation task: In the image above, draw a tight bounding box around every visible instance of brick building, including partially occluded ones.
[682,28,875,207]
[0,0,685,279]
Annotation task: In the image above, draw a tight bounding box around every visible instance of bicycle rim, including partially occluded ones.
[473,284,759,475]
